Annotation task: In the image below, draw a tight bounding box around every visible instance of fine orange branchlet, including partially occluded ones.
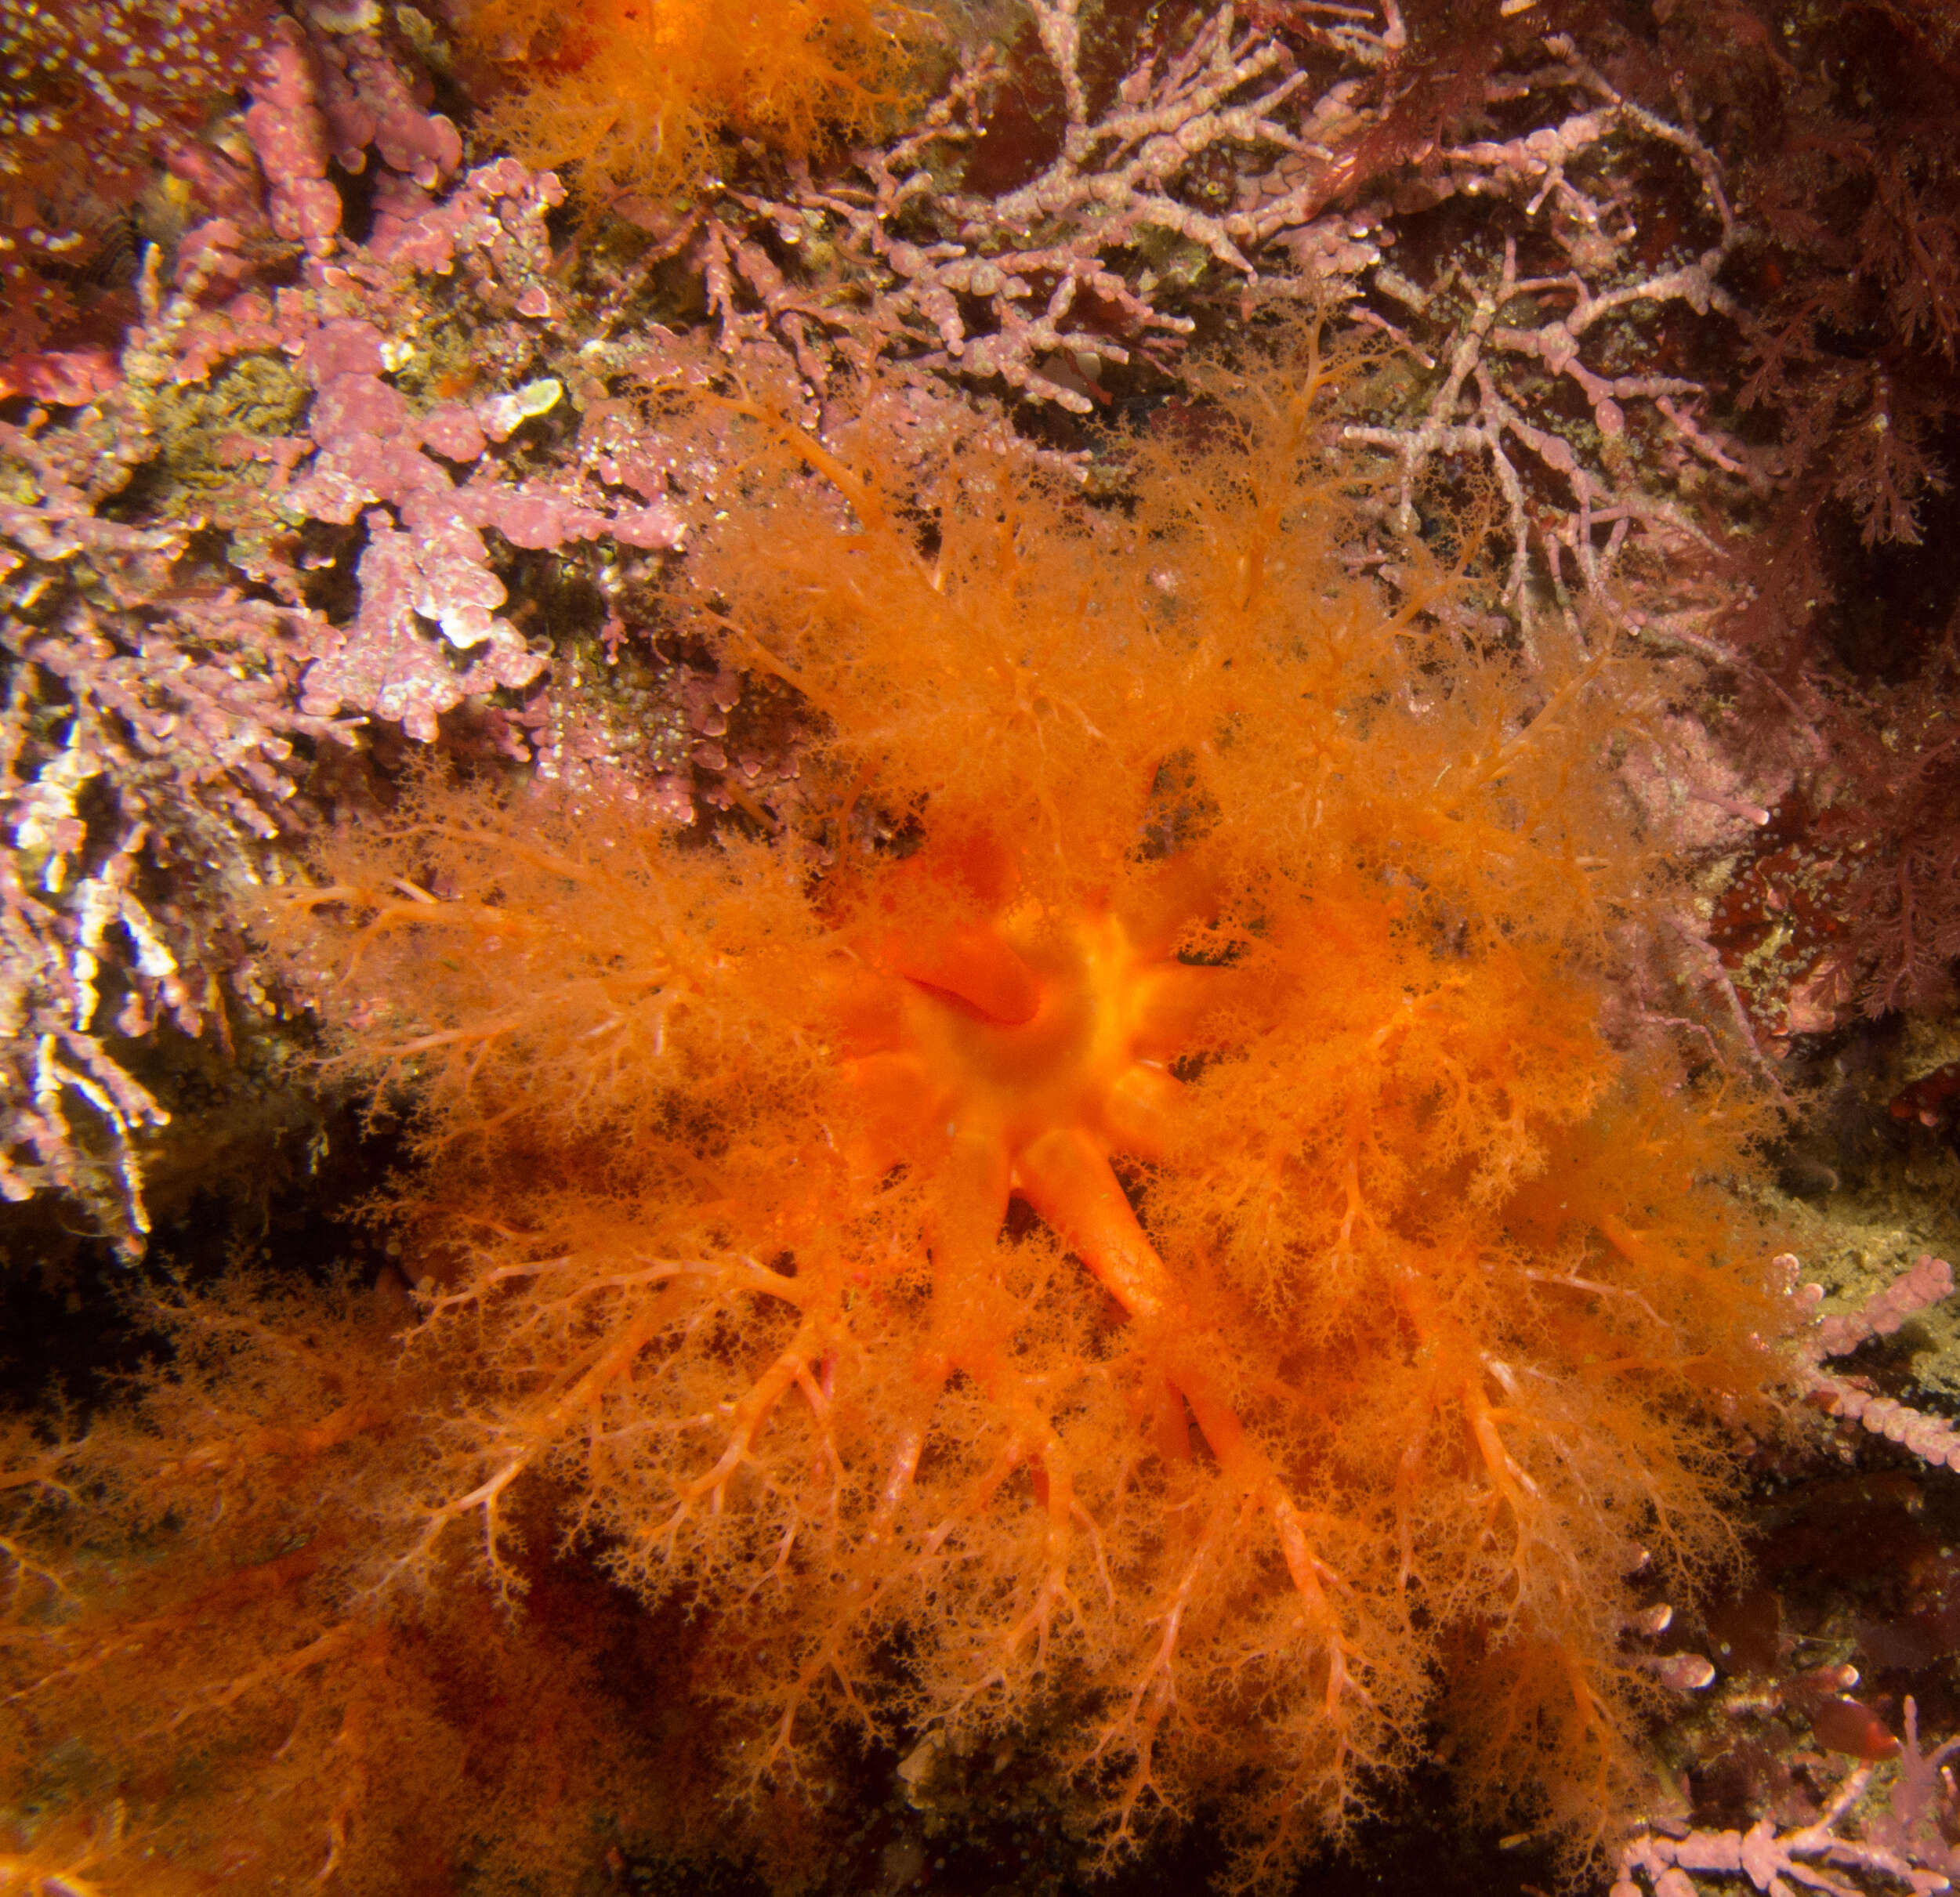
[0,321,1794,1888]
[0,999,715,1877]
[458,0,935,215]
[0,1273,673,1892]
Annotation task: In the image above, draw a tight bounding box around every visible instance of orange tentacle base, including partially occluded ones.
[828,831,1364,1744]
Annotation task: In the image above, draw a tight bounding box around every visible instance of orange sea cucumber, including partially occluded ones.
[0,320,1798,1892]
[277,323,1792,1877]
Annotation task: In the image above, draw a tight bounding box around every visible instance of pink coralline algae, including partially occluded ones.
[167,43,689,739]
[246,15,348,252]
[0,14,697,1242]
[272,305,679,741]
[692,4,1759,656]
[0,421,345,1250]
[1614,1700,1960,1897]
[1792,1254,1960,1473]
